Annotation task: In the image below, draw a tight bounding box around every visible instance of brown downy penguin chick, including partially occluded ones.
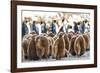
[52,32,66,60]
[27,34,39,60]
[82,33,90,51]
[35,35,50,59]
[47,36,54,56]
[47,32,55,37]
[67,32,74,41]
[63,33,70,57]
[70,35,77,56]
[74,35,86,56]
[22,33,33,61]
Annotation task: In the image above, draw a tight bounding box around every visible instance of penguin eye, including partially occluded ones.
[70,26,72,28]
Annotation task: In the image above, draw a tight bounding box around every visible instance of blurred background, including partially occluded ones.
[22,11,90,37]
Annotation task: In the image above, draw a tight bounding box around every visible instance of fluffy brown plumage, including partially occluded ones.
[52,32,66,60]
[74,35,86,56]
[82,33,90,51]
[35,35,50,59]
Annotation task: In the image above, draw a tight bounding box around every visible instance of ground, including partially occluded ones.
[23,51,90,62]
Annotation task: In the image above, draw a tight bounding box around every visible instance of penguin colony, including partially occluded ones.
[22,31,89,61]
